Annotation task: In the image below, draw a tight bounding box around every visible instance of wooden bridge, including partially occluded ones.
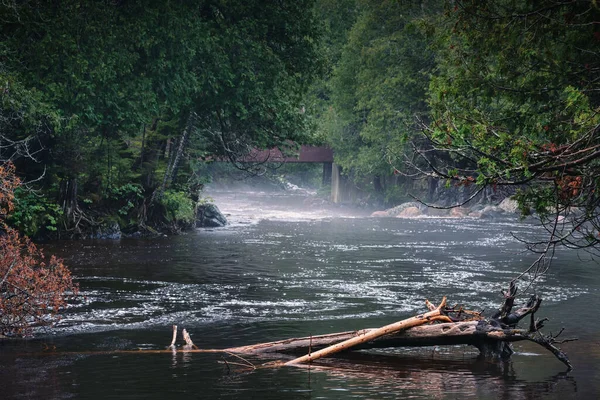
[240,145,333,163]
[215,145,347,203]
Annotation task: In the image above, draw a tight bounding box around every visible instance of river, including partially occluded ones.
[1,189,599,399]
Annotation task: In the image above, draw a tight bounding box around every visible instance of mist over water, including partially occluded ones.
[206,185,374,224]
[2,187,599,399]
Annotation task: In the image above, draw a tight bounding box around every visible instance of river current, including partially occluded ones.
[1,189,599,399]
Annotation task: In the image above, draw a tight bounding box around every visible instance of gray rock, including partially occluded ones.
[196,203,227,227]
[91,221,122,239]
[470,203,486,212]
[479,205,504,219]
[449,207,469,217]
[498,198,519,213]
[371,210,391,217]
[386,202,423,217]
[396,206,421,218]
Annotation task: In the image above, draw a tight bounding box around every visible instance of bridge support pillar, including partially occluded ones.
[330,163,345,203]
[322,162,332,186]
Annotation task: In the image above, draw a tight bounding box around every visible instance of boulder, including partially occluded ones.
[371,210,390,217]
[479,205,504,219]
[91,221,121,239]
[498,198,519,213]
[396,206,421,218]
[387,202,422,217]
[196,203,227,227]
[450,207,469,217]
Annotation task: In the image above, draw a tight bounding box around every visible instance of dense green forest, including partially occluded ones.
[315,0,600,263]
[1,0,322,238]
[1,0,599,245]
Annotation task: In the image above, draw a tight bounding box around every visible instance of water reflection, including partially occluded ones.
[293,352,578,400]
[1,347,581,400]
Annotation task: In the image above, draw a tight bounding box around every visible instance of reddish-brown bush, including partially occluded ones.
[1,162,77,336]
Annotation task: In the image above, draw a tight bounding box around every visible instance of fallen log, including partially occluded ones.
[219,286,574,370]
[284,297,451,365]
[225,322,492,355]
[224,320,572,369]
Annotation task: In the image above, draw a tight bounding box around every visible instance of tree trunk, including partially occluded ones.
[222,287,572,370]
[59,178,79,221]
[223,322,520,355]
[150,114,193,204]
[223,319,570,370]
[284,297,450,365]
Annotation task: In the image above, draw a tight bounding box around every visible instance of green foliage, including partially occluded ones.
[8,189,63,237]
[316,0,600,221]
[314,0,439,202]
[425,1,599,200]
[160,190,195,224]
[383,185,410,206]
[1,0,322,233]
[427,1,599,161]
[105,183,144,222]
[197,196,215,207]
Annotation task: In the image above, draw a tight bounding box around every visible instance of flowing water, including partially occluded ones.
[1,189,599,399]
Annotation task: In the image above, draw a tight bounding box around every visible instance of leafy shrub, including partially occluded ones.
[1,162,78,336]
[160,190,195,224]
[0,227,78,336]
[9,188,63,237]
[105,183,144,222]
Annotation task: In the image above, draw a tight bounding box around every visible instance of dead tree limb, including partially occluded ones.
[225,288,573,370]
[223,321,573,370]
[284,297,450,365]
[182,328,198,349]
[167,324,177,349]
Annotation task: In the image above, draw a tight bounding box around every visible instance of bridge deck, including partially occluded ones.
[236,145,333,163]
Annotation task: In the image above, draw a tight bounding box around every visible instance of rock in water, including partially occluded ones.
[386,202,422,217]
[479,205,504,219]
[498,197,519,213]
[91,221,122,239]
[196,204,228,227]
[396,206,421,218]
[370,210,390,217]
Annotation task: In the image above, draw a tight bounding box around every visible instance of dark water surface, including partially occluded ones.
[1,190,599,399]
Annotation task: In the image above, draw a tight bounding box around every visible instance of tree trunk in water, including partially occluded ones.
[224,286,573,370]
[148,287,573,371]
[284,298,450,365]
[224,321,552,363]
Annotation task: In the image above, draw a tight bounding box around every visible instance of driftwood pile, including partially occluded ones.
[169,283,574,371]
